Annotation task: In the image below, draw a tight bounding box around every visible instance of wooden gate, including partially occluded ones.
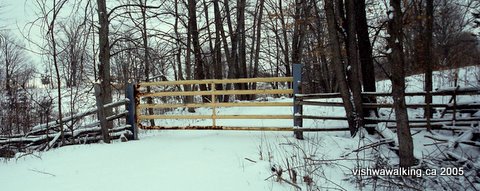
[127,76,299,131]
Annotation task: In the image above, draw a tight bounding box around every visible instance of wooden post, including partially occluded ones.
[125,83,138,140]
[211,82,216,128]
[94,83,111,143]
[293,64,304,140]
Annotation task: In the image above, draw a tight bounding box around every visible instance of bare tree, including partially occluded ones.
[355,0,378,122]
[324,0,358,136]
[387,0,415,167]
[236,0,248,100]
[187,0,208,102]
[97,0,112,143]
[345,0,365,134]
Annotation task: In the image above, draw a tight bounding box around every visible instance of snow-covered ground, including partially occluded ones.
[0,130,357,191]
[1,66,479,190]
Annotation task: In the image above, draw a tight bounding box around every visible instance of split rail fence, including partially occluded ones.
[294,86,480,132]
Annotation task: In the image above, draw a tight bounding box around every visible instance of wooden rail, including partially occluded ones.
[138,77,293,86]
[139,89,293,97]
[2,98,133,152]
[135,77,294,130]
[138,102,293,109]
[294,87,480,131]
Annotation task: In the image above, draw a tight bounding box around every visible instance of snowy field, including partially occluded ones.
[1,66,479,190]
[0,130,359,191]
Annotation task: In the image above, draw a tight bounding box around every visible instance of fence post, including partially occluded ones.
[211,82,217,128]
[293,63,304,140]
[94,83,111,143]
[125,83,138,140]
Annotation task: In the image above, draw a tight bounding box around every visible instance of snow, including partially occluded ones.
[0,130,355,191]
[386,48,392,54]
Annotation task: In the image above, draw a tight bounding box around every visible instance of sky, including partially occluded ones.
[2,0,43,66]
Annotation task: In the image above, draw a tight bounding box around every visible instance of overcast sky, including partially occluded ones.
[2,0,42,66]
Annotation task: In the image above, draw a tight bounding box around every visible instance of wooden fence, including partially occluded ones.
[0,98,132,152]
[131,76,296,131]
[294,86,480,132]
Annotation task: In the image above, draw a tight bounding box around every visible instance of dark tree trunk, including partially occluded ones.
[345,0,365,132]
[212,0,224,102]
[279,0,291,79]
[324,0,357,136]
[424,0,434,130]
[291,0,307,66]
[387,0,415,167]
[96,0,113,143]
[223,0,237,101]
[214,0,230,102]
[251,0,265,91]
[185,15,194,112]
[355,0,378,120]
[237,0,248,100]
[139,0,155,126]
[188,0,208,102]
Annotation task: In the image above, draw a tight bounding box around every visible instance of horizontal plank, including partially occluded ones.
[138,114,293,120]
[362,103,449,108]
[141,126,363,132]
[365,117,480,123]
[298,115,348,120]
[138,102,293,109]
[296,90,480,99]
[364,91,480,96]
[294,127,351,131]
[139,89,293,97]
[138,77,293,86]
[296,93,342,99]
[296,101,344,107]
[140,126,293,131]
[296,101,449,108]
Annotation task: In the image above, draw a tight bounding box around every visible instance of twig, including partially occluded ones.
[278,176,302,190]
[29,168,56,177]
[423,140,448,146]
[16,152,41,162]
[264,174,275,181]
[305,157,375,163]
[244,158,257,163]
[352,139,395,152]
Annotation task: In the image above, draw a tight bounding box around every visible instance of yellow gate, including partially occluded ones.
[134,77,294,131]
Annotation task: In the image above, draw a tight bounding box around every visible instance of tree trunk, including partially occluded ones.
[185,14,194,112]
[279,0,291,80]
[50,0,65,145]
[139,0,155,126]
[345,0,365,132]
[355,0,378,120]
[212,0,224,102]
[188,0,208,102]
[291,0,307,66]
[223,0,237,101]
[97,0,113,142]
[236,0,248,100]
[324,0,358,136]
[251,0,265,90]
[424,0,434,130]
[174,0,183,83]
[387,0,415,167]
